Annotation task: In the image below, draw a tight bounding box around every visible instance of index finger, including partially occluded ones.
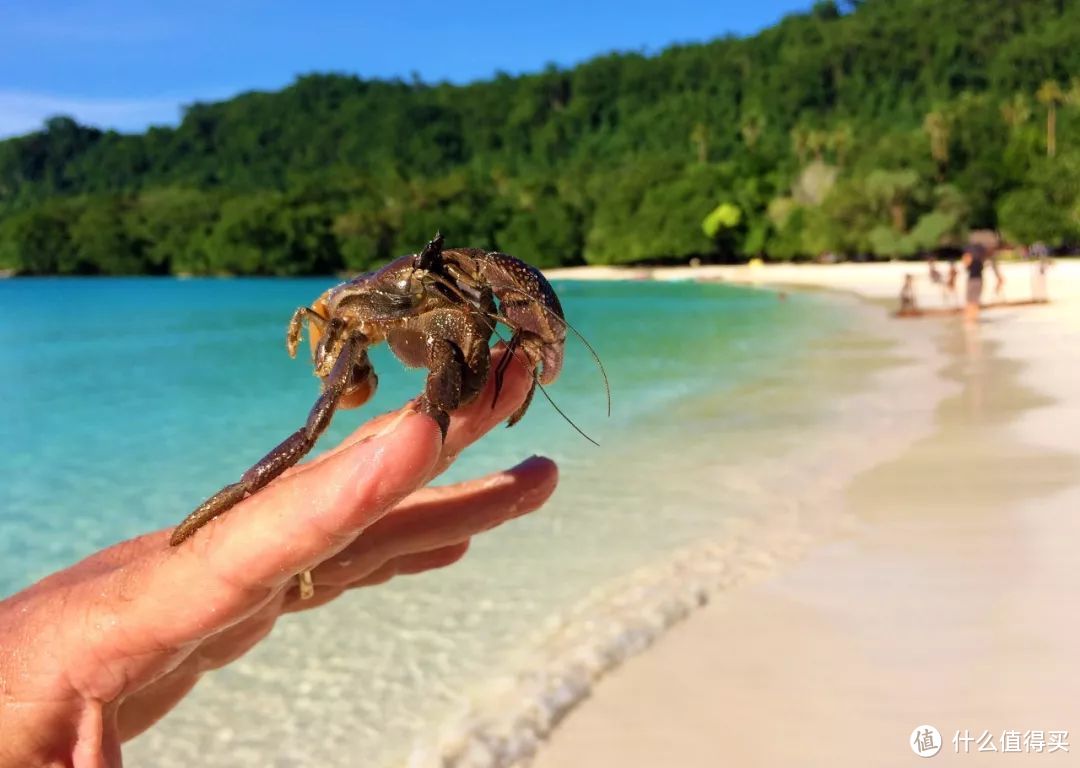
[73,410,443,663]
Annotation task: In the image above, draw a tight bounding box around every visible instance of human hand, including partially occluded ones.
[0,348,556,768]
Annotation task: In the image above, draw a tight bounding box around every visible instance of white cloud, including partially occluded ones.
[0,90,214,138]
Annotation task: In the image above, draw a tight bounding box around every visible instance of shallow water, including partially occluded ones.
[0,277,913,766]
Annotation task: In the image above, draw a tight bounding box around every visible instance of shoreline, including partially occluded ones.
[545,259,1072,303]
[530,261,1080,766]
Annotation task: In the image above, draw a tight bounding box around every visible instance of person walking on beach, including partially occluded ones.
[961,244,1003,322]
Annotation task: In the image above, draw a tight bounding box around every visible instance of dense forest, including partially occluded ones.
[1,0,1079,275]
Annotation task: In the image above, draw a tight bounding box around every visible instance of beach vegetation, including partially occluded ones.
[2,0,1080,274]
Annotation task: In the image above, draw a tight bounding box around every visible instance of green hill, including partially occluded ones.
[2,0,1079,275]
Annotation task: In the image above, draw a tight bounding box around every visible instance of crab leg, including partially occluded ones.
[169,333,365,546]
[286,306,326,358]
[416,338,464,437]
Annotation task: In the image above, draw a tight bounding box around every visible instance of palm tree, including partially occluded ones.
[828,123,854,166]
[1036,80,1064,158]
[690,122,708,164]
[739,113,765,150]
[806,129,830,161]
[865,169,919,233]
[1000,93,1031,131]
[922,109,951,178]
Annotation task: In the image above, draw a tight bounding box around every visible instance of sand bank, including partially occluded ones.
[532,260,1080,766]
[546,258,1071,305]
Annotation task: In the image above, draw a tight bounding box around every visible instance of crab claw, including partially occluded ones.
[534,331,564,385]
[480,254,565,378]
[467,252,566,426]
[337,349,378,410]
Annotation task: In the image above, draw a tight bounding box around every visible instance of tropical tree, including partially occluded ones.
[702,202,743,257]
[922,109,951,178]
[864,169,921,233]
[997,188,1073,245]
[690,122,709,164]
[2,0,1080,272]
[1,206,77,274]
[1000,93,1031,131]
[828,123,855,166]
[1036,80,1064,158]
[739,112,765,150]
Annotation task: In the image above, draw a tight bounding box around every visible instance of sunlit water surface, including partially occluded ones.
[0,278,914,766]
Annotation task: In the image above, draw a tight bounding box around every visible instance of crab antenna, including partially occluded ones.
[483,322,598,445]
[535,379,600,447]
[497,331,600,446]
[478,283,612,418]
[560,315,611,418]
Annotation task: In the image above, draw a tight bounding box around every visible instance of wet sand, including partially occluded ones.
[533,260,1080,766]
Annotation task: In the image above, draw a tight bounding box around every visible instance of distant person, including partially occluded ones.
[945,260,959,306]
[927,256,949,305]
[961,244,1003,322]
[928,256,943,285]
[899,273,918,314]
[1030,241,1053,302]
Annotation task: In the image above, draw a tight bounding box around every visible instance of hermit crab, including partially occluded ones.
[169,234,603,549]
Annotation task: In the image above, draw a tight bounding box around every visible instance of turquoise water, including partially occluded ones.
[0,277,832,596]
[0,277,878,766]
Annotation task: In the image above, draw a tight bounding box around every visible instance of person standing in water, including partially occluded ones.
[899,273,918,314]
[961,243,1003,322]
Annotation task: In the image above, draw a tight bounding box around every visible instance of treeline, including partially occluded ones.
[1,0,1079,275]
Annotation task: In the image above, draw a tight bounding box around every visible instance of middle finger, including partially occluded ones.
[310,455,557,588]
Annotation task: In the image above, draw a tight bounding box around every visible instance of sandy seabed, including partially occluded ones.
[526,259,1080,767]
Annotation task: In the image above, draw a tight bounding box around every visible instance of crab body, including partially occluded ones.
[170,235,566,546]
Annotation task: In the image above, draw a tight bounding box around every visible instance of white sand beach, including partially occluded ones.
[532,259,1080,766]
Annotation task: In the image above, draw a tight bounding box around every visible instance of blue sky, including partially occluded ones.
[0,1,813,138]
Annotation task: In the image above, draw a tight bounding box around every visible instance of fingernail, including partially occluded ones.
[514,454,549,471]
